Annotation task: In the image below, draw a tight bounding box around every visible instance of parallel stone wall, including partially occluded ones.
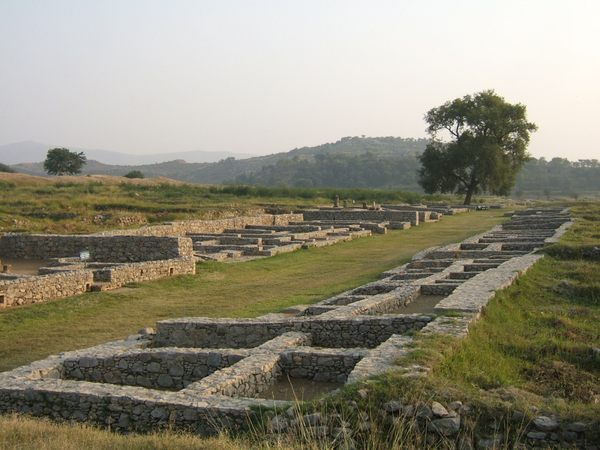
[302,209,419,226]
[0,270,94,308]
[91,258,196,288]
[153,315,432,349]
[62,348,247,390]
[0,235,193,262]
[101,214,305,237]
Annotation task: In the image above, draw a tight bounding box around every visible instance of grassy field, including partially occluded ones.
[0,209,504,372]
[393,203,600,422]
[0,173,456,234]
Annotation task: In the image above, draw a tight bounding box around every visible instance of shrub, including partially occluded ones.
[123,170,145,179]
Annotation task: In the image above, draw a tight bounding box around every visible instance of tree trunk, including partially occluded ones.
[463,189,473,205]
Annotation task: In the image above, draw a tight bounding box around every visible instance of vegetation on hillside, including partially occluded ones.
[14,137,428,184]
[8,137,600,198]
[236,152,421,189]
[0,175,446,234]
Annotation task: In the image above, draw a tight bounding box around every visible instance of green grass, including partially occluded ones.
[0,209,505,372]
[399,203,600,420]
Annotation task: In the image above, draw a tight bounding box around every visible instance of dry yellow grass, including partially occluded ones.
[0,172,186,186]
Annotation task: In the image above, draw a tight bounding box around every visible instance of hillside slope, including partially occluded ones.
[12,137,428,184]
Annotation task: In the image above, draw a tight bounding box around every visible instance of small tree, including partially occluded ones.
[123,170,144,179]
[418,90,537,205]
[44,148,87,176]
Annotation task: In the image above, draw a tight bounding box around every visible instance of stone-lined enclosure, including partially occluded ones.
[0,208,574,440]
[0,206,448,308]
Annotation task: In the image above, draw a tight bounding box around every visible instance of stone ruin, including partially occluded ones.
[0,205,456,308]
[0,208,572,436]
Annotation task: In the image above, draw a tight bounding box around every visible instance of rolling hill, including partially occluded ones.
[9,137,429,184]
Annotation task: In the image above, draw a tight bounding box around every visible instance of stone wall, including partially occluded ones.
[0,235,193,262]
[153,315,432,349]
[62,347,247,390]
[0,270,94,308]
[100,214,304,237]
[280,348,366,382]
[90,258,196,289]
[302,209,419,226]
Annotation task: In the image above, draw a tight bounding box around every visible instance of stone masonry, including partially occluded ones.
[0,208,573,438]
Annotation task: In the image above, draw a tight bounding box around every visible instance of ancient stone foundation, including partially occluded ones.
[0,208,578,446]
[0,229,196,308]
[0,205,439,307]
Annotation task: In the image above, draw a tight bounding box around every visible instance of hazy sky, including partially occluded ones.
[1,0,599,159]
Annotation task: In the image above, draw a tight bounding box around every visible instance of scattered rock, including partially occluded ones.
[566,422,587,432]
[430,416,460,436]
[383,400,403,414]
[357,388,369,399]
[561,431,578,442]
[526,431,547,440]
[511,410,525,423]
[533,415,559,431]
[415,404,433,419]
[448,400,463,411]
[431,401,449,417]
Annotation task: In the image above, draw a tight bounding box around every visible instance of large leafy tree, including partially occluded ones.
[418,90,537,205]
[43,148,87,176]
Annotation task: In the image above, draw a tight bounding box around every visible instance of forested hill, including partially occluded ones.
[236,153,421,189]
[11,137,428,184]
[7,136,600,196]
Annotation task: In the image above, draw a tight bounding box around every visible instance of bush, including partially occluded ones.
[123,170,145,179]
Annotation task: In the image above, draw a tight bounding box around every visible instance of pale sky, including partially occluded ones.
[1,0,599,160]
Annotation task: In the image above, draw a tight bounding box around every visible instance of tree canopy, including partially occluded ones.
[43,148,87,176]
[418,90,537,204]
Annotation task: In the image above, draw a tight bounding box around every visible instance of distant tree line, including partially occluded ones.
[234,154,600,197]
[235,153,422,190]
[514,157,600,197]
